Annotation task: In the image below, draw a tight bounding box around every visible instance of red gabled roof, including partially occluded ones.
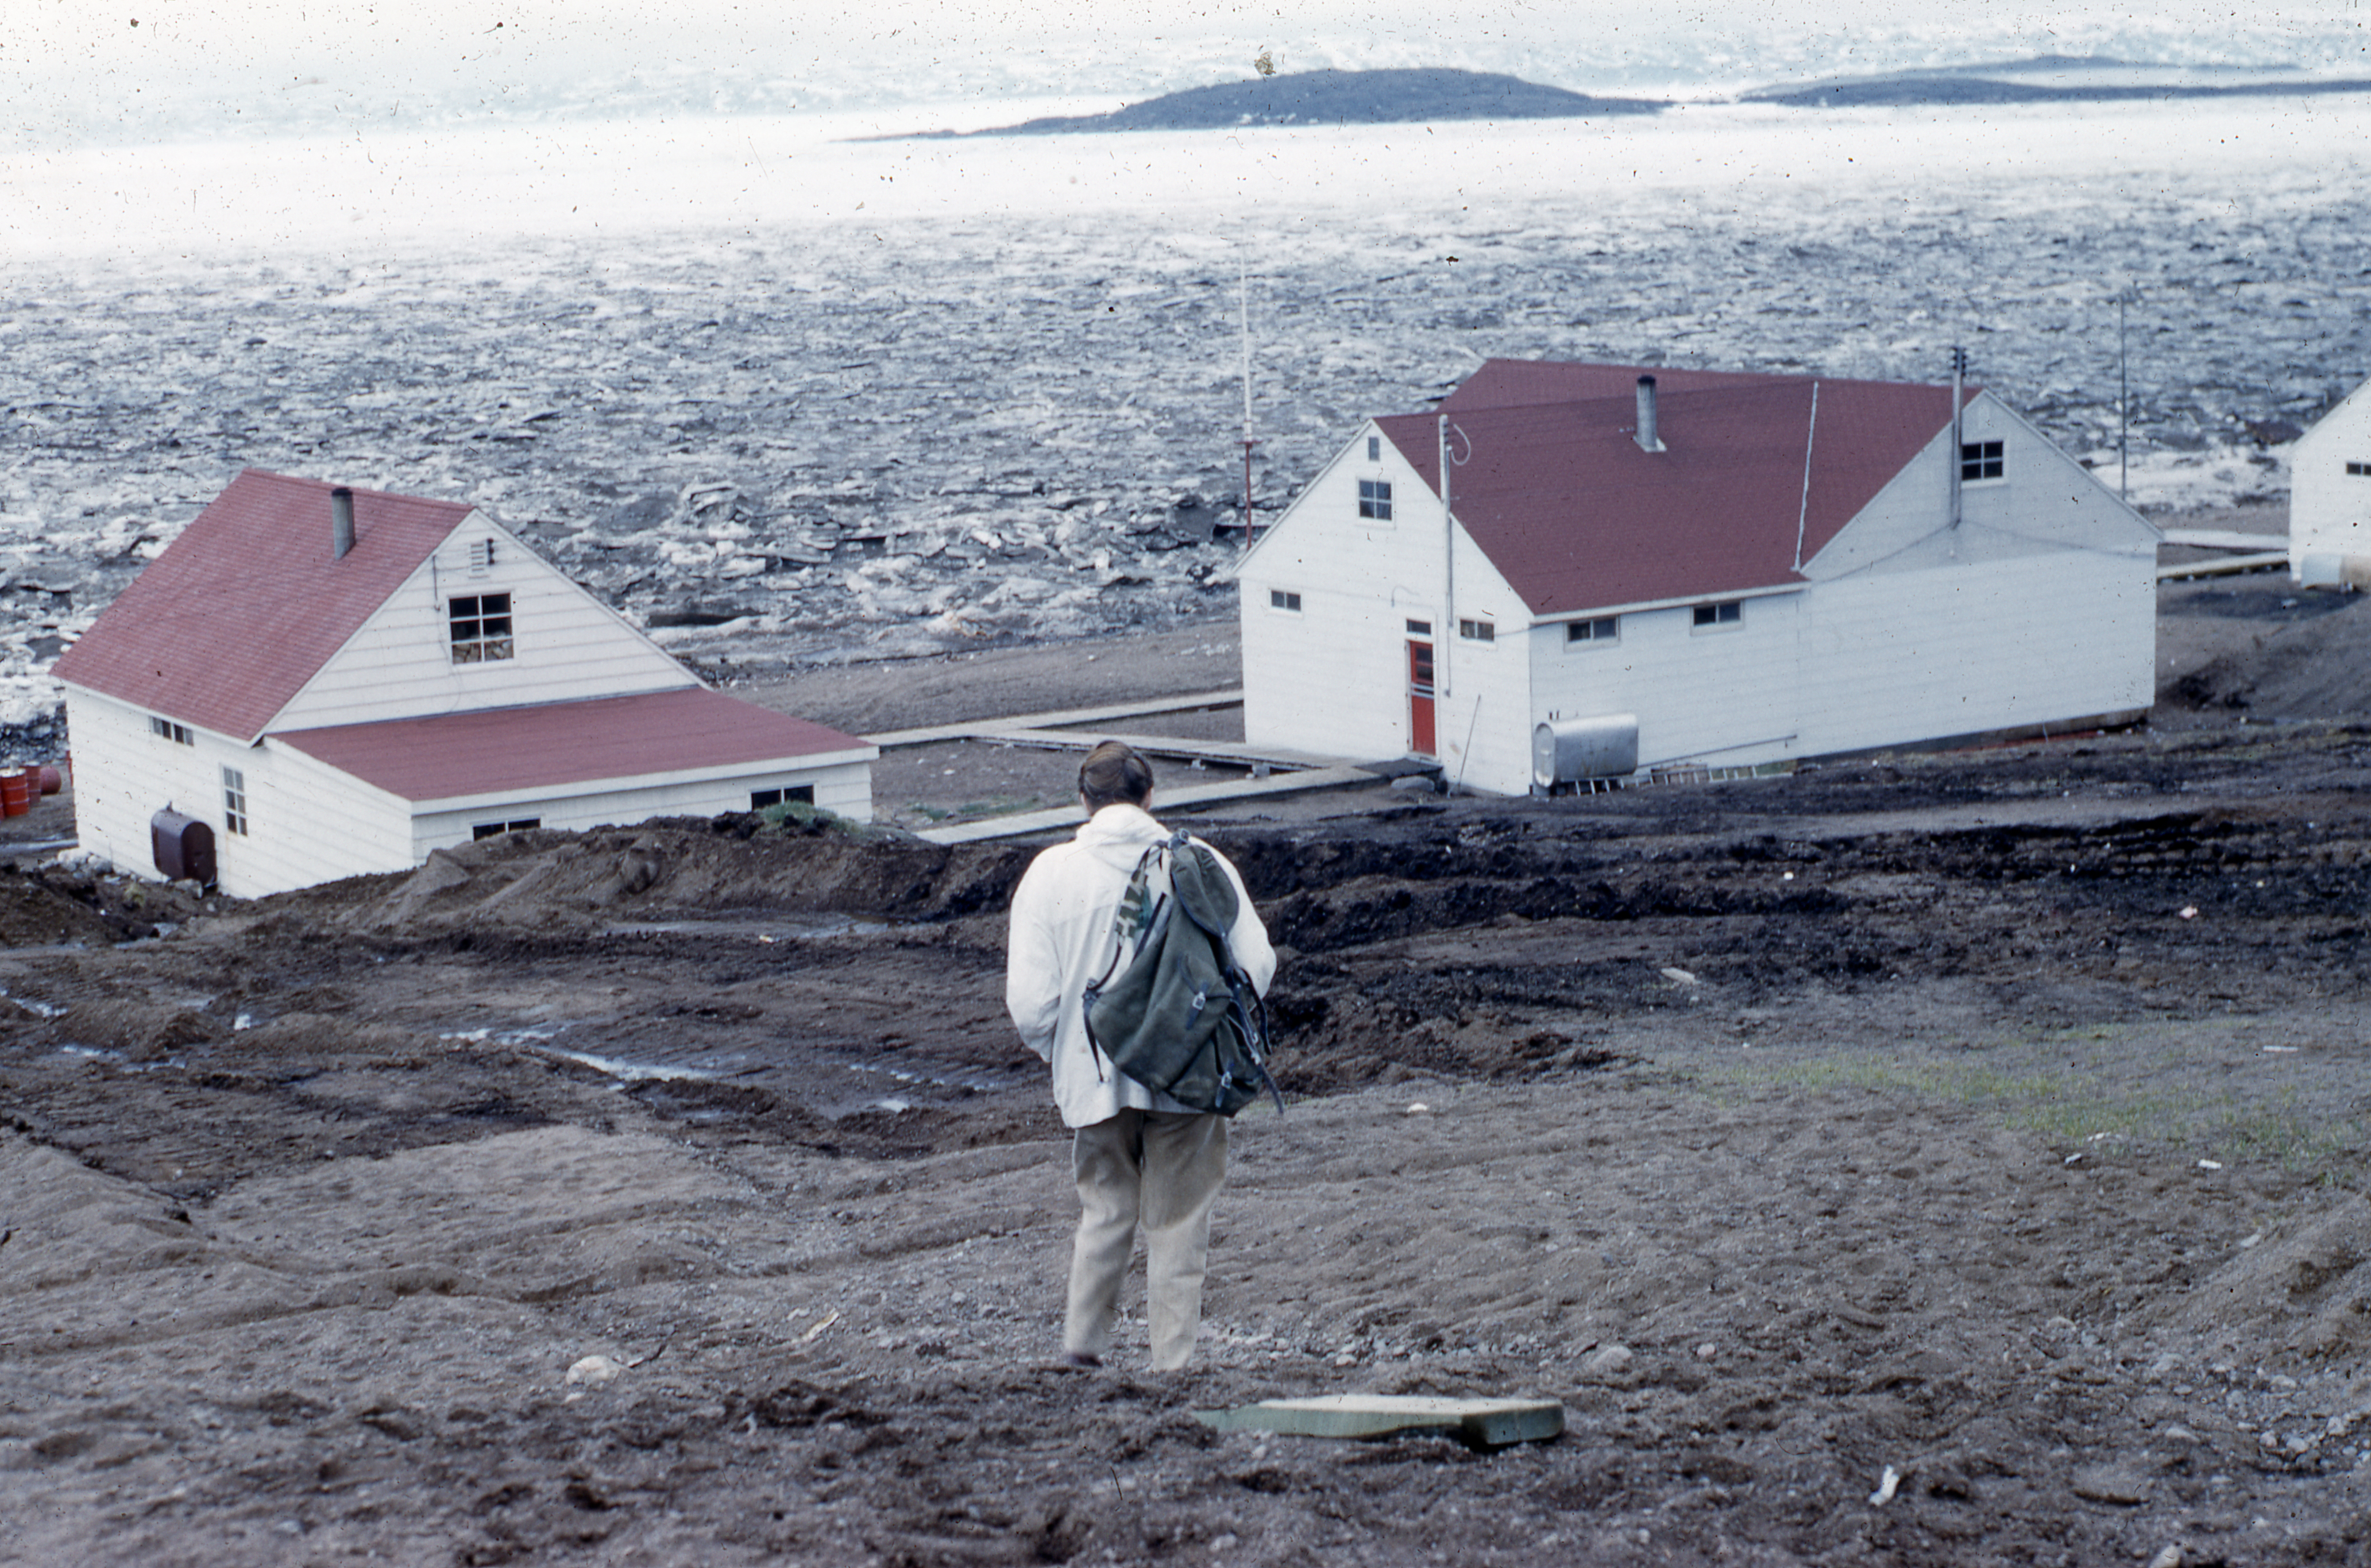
[272,687,874,806]
[1439,358,1791,412]
[1383,360,1968,617]
[53,469,472,742]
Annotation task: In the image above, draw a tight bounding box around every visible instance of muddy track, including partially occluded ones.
[7,721,2371,1566]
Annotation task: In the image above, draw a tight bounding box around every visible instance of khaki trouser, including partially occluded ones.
[1064,1108,1228,1370]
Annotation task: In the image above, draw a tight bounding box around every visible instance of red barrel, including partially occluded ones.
[0,769,30,817]
[36,766,59,796]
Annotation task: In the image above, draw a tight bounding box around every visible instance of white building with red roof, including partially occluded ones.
[55,469,875,895]
[1238,359,2159,795]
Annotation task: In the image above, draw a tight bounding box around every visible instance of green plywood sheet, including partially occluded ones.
[1195,1395,1565,1450]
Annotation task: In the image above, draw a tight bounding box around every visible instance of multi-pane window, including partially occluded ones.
[450,593,514,663]
[1693,601,1743,629]
[1404,619,1431,636]
[1960,440,2005,481]
[1269,589,1302,612]
[472,818,541,840]
[148,715,194,745]
[1358,480,1393,520]
[1566,616,1619,646]
[222,766,248,836]
[750,785,817,810]
[2348,461,2370,477]
[1458,618,1495,642]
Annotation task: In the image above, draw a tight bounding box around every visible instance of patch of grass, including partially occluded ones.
[1701,1055,2369,1176]
[759,800,843,832]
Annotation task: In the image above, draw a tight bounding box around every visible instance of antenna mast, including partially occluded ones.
[1239,259,1256,539]
[1949,345,1968,531]
[2119,288,2130,501]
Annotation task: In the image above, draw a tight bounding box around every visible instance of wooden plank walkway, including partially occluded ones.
[2158,550,2289,582]
[2160,528,2287,552]
[868,690,1244,750]
[910,765,1381,845]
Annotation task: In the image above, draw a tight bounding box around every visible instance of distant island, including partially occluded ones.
[901,68,1663,138]
[1746,54,2371,108]
[872,59,2371,142]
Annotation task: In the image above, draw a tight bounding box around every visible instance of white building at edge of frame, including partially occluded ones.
[2290,377,2371,587]
[54,468,876,898]
[1234,359,2161,797]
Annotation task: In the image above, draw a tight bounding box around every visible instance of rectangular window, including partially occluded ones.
[1692,601,1743,629]
[1358,480,1393,520]
[1960,440,2005,481]
[471,818,541,841]
[450,593,515,664]
[1566,616,1620,646]
[1366,435,1381,461]
[148,715,193,746]
[750,785,817,810]
[1458,618,1494,642]
[1269,589,1302,613]
[2348,461,2370,477]
[1404,619,1431,636]
[222,766,248,836]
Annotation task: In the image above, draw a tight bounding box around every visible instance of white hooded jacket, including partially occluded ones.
[1006,802,1276,1129]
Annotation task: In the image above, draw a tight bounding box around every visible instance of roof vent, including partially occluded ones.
[1635,376,1665,453]
[331,486,356,559]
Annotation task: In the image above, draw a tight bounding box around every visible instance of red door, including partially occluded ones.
[1407,640,1436,755]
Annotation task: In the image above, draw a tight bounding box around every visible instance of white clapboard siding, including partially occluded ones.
[1530,593,1807,775]
[62,689,265,887]
[2292,381,2371,578]
[410,760,874,856]
[229,741,419,897]
[270,518,694,733]
[1424,545,1532,794]
[1795,554,2155,756]
[1242,423,1534,772]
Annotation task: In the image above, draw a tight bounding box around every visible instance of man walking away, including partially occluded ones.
[1005,740,1276,1371]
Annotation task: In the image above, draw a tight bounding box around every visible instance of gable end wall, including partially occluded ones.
[271,515,696,732]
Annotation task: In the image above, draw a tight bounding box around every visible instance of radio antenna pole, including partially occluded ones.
[1239,257,1257,538]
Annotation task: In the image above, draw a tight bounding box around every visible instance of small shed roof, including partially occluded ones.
[52,469,474,742]
[272,687,875,806]
[1382,360,1970,617]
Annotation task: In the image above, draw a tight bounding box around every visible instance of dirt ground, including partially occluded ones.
[10,519,2371,1566]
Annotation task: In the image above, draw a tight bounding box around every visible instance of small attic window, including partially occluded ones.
[148,715,194,746]
[1358,480,1393,521]
[1960,440,2005,482]
[1367,435,1381,461]
[467,538,497,573]
[1692,600,1743,631]
[450,593,515,663]
[1566,616,1619,646]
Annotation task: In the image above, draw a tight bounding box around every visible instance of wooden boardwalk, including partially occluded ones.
[867,689,1390,845]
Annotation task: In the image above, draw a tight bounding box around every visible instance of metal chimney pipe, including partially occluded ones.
[1635,375,1662,452]
[331,486,355,558]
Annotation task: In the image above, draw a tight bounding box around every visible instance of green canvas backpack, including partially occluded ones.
[1083,830,1281,1117]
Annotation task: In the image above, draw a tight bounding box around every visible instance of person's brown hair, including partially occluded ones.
[1078,740,1154,810]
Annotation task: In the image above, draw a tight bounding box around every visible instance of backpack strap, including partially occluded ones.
[1080,839,1170,1083]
